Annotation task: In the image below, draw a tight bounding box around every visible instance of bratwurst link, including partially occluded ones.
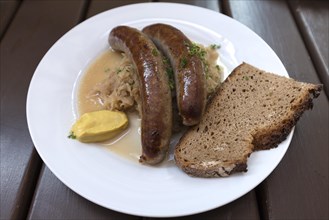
[143,23,206,126]
[109,26,172,165]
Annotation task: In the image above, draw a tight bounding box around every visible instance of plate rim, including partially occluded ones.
[26,2,291,217]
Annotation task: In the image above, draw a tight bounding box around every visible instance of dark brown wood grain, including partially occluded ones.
[28,166,141,220]
[27,1,145,219]
[2,0,327,219]
[143,2,262,220]
[146,192,259,220]
[289,0,329,96]
[0,0,20,39]
[226,0,329,219]
[26,0,260,219]
[86,0,151,18]
[0,0,86,219]
[158,0,220,11]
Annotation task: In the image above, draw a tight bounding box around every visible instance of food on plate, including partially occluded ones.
[143,23,207,126]
[109,26,173,165]
[174,63,322,177]
[72,23,223,164]
[86,44,222,118]
[69,110,128,143]
[85,52,142,115]
[202,44,223,96]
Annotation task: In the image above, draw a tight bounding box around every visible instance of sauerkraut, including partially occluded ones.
[87,44,223,116]
[87,53,142,115]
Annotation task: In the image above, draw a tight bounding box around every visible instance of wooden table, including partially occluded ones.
[1,0,328,219]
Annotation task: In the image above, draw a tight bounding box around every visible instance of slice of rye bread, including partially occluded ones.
[174,62,322,178]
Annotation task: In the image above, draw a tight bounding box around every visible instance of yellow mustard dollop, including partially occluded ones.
[70,110,128,143]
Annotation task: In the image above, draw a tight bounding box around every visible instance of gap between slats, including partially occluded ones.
[13,0,91,219]
[10,149,43,220]
[221,1,267,220]
[23,0,259,219]
[287,1,329,97]
[0,0,22,41]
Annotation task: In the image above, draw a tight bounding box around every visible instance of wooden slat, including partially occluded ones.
[88,0,259,220]
[158,0,220,11]
[86,0,151,18]
[148,1,261,219]
[31,167,259,220]
[0,0,20,39]
[26,0,259,219]
[226,1,329,219]
[0,0,86,219]
[289,0,329,96]
[27,1,144,219]
[145,192,259,220]
[28,166,141,220]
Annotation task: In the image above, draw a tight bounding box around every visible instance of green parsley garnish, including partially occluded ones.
[104,68,111,73]
[116,68,122,74]
[168,79,175,90]
[163,57,175,90]
[162,58,169,64]
[204,63,210,79]
[68,131,76,139]
[167,68,175,89]
[186,42,207,61]
[185,41,211,76]
[124,65,131,73]
[152,48,159,56]
[210,44,221,49]
[180,57,188,68]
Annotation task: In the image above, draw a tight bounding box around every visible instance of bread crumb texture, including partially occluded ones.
[174,63,322,178]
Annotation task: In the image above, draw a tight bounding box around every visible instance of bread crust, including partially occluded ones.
[252,83,321,150]
[174,63,322,178]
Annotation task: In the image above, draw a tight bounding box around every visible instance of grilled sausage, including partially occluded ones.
[143,23,206,126]
[109,26,172,165]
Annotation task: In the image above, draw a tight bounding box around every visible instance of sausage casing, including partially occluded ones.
[109,26,172,164]
[143,23,206,126]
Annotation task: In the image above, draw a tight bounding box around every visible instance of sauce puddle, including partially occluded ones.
[77,50,176,165]
[102,112,142,161]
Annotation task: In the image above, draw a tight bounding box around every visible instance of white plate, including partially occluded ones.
[27,3,291,217]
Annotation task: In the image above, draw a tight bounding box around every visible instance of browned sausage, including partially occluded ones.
[109,26,172,165]
[143,23,206,126]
